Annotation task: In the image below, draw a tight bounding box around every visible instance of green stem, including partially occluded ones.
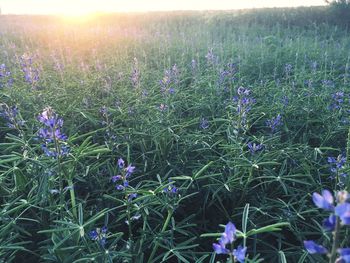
[126,200,134,261]
[147,209,172,263]
[329,217,341,263]
[53,135,64,218]
[68,179,77,218]
[138,215,148,256]
[346,127,350,190]
[127,203,133,240]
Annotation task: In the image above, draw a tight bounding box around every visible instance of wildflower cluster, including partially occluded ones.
[328,155,347,185]
[0,104,25,129]
[247,142,264,155]
[322,79,335,88]
[159,103,168,112]
[233,87,256,129]
[284,63,293,77]
[160,64,179,94]
[213,222,247,263]
[20,53,40,87]
[37,107,69,158]
[218,62,237,92]
[89,226,108,247]
[266,114,282,133]
[131,57,140,88]
[199,117,209,130]
[304,189,350,262]
[330,91,345,110]
[163,180,178,195]
[205,48,218,65]
[111,158,135,191]
[0,63,13,88]
[50,52,64,72]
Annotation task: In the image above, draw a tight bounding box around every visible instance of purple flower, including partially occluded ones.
[330,92,345,110]
[0,63,12,88]
[159,65,179,94]
[0,105,25,129]
[89,226,108,247]
[116,185,125,191]
[247,142,264,155]
[237,87,250,96]
[322,79,334,88]
[233,246,247,263]
[89,230,98,240]
[159,103,168,111]
[99,106,108,116]
[322,214,336,231]
[213,221,246,259]
[233,87,255,129]
[200,118,209,129]
[163,180,178,195]
[328,155,346,170]
[111,175,122,182]
[304,241,328,254]
[221,222,236,245]
[37,108,69,157]
[205,48,218,64]
[212,222,236,253]
[125,165,135,176]
[284,63,292,75]
[131,58,140,88]
[213,243,230,254]
[337,248,350,263]
[20,53,40,86]
[312,190,334,211]
[127,193,138,201]
[266,114,282,133]
[118,158,125,168]
[335,203,350,225]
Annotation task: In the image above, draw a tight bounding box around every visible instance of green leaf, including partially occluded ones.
[246,222,290,237]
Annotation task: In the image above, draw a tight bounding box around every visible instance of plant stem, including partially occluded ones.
[329,217,341,263]
[68,178,77,218]
[127,202,133,240]
[346,127,350,191]
[54,135,64,218]
[147,209,172,263]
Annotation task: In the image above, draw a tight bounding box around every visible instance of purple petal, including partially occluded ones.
[223,222,236,244]
[213,243,229,254]
[304,240,328,254]
[335,203,350,225]
[322,190,334,204]
[323,214,336,231]
[312,192,334,211]
[233,246,247,263]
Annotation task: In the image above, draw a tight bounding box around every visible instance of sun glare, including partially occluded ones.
[55,1,100,23]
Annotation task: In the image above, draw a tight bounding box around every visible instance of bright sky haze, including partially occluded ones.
[0,0,327,15]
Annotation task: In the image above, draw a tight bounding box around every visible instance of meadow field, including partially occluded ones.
[0,6,350,263]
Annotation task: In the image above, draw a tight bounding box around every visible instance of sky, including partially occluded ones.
[0,0,327,15]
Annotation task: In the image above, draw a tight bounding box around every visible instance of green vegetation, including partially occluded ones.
[0,6,350,262]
